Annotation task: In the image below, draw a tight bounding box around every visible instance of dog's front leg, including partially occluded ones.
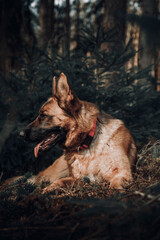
[36,155,70,185]
[42,177,75,194]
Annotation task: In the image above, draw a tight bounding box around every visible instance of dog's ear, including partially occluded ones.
[56,73,81,113]
[56,73,74,101]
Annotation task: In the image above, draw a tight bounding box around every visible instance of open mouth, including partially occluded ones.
[34,129,66,158]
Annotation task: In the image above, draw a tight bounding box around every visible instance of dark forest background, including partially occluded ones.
[1,1,160,240]
[0,0,160,179]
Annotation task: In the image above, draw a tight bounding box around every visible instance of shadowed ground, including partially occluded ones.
[0,141,160,240]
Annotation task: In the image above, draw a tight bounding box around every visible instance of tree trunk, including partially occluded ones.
[48,0,55,43]
[102,0,127,52]
[76,0,80,50]
[22,0,34,47]
[39,0,49,48]
[39,0,55,50]
[138,0,155,70]
[0,0,22,74]
[138,0,159,89]
[63,0,70,57]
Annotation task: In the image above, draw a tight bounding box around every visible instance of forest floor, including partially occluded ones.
[0,141,160,240]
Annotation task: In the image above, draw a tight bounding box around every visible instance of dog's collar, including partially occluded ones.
[79,116,97,151]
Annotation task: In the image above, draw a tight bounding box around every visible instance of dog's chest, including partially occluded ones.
[69,154,102,183]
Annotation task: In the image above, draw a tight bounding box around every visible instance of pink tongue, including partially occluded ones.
[34,142,41,158]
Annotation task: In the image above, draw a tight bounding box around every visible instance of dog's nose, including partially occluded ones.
[19,130,25,138]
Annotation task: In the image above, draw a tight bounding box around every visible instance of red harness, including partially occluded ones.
[79,117,97,150]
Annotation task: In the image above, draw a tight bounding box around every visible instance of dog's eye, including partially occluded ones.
[39,113,46,120]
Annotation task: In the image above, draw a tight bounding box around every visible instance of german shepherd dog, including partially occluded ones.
[19,73,136,193]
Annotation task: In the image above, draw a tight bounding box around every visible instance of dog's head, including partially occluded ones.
[20,73,84,157]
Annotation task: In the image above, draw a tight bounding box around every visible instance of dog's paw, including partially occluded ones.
[42,185,56,194]
[42,188,49,194]
[42,177,74,194]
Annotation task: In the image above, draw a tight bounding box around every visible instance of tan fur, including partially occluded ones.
[9,73,137,193]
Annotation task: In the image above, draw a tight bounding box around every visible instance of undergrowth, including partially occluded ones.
[0,141,160,240]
